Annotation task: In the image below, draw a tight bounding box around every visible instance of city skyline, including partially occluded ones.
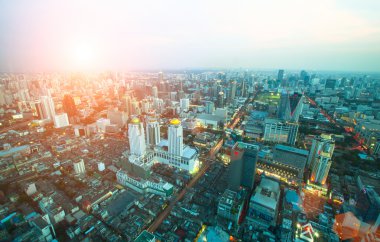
[1,0,380,72]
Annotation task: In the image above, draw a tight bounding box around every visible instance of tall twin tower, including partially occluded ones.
[128,117,183,157]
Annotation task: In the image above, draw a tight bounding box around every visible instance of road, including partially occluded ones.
[147,157,213,233]
[305,95,366,151]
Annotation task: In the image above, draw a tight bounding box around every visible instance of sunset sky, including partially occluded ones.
[1,0,380,72]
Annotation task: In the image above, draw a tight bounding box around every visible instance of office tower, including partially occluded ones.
[180,98,190,111]
[146,118,160,146]
[168,119,183,156]
[300,70,310,85]
[128,117,146,156]
[277,69,285,83]
[62,94,77,119]
[53,113,70,128]
[308,134,335,185]
[178,80,185,100]
[229,142,259,191]
[152,86,158,98]
[263,118,299,145]
[278,91,304,122]
[124,95,133,115]
[230,81,237,102]
[40,95,56,120]
[205,101,215,114]
[73,159,86,174]
[217,92,224,108]
[33,100,44,119]
[241,80,247,97]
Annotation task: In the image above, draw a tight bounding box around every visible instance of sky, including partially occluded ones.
[0,0,380,72]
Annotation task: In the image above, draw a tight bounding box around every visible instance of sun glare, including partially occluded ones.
[69,42,96,70]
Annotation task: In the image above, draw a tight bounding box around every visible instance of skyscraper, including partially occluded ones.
[217,92,224,108]
[230,81,237,102]
[168,119,183,156]
[180,98,190,111]
[146,117,160,147]
[229,142,259,191]
[152,86,158,98]
[277,69,285,86]
[62,94,77,119]
[308,134,335,185]
[40,95,56,120]
[277,91,304,122]
[128,117,146,156]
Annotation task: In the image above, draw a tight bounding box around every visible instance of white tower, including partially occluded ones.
[146,118,160,146]
[40,95,56,120]
[180,98,190,112]
[128,117,146,156]
[168,119,183,156]
[309,134,335,185]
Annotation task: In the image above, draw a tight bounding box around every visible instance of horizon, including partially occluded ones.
[1,0,380,73]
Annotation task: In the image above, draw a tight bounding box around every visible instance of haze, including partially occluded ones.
[1,0,380,72]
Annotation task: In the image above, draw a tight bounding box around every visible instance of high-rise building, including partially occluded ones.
[263,118,299,145]
[152,86,158,98]
[278,91,304,122]
[205,101,215,114]
[217,92,224,108]
[230,81,237,102]
[146,118,160,147]
[128,117,146,156]
[247,177,280,228]
[180,98,190,111]
[229,142,259,191]
[308,134,335,185]
[73,159,86,174]
[62,94,77,119]
[168,119,183,156]
[53,113,70,128]
[278,69,285,85]
[40,95,56,120]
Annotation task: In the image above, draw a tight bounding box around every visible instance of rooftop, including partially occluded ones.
[134,230,155,242]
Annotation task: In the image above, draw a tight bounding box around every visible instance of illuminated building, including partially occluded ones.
[257,144,308,185]
[229,142,259,191]
[168,118,183,156]
[145,117,160,147]
[354,121,380,152]
[128,117,146,156]
[308,134,335,185]
[307,134,335,169]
